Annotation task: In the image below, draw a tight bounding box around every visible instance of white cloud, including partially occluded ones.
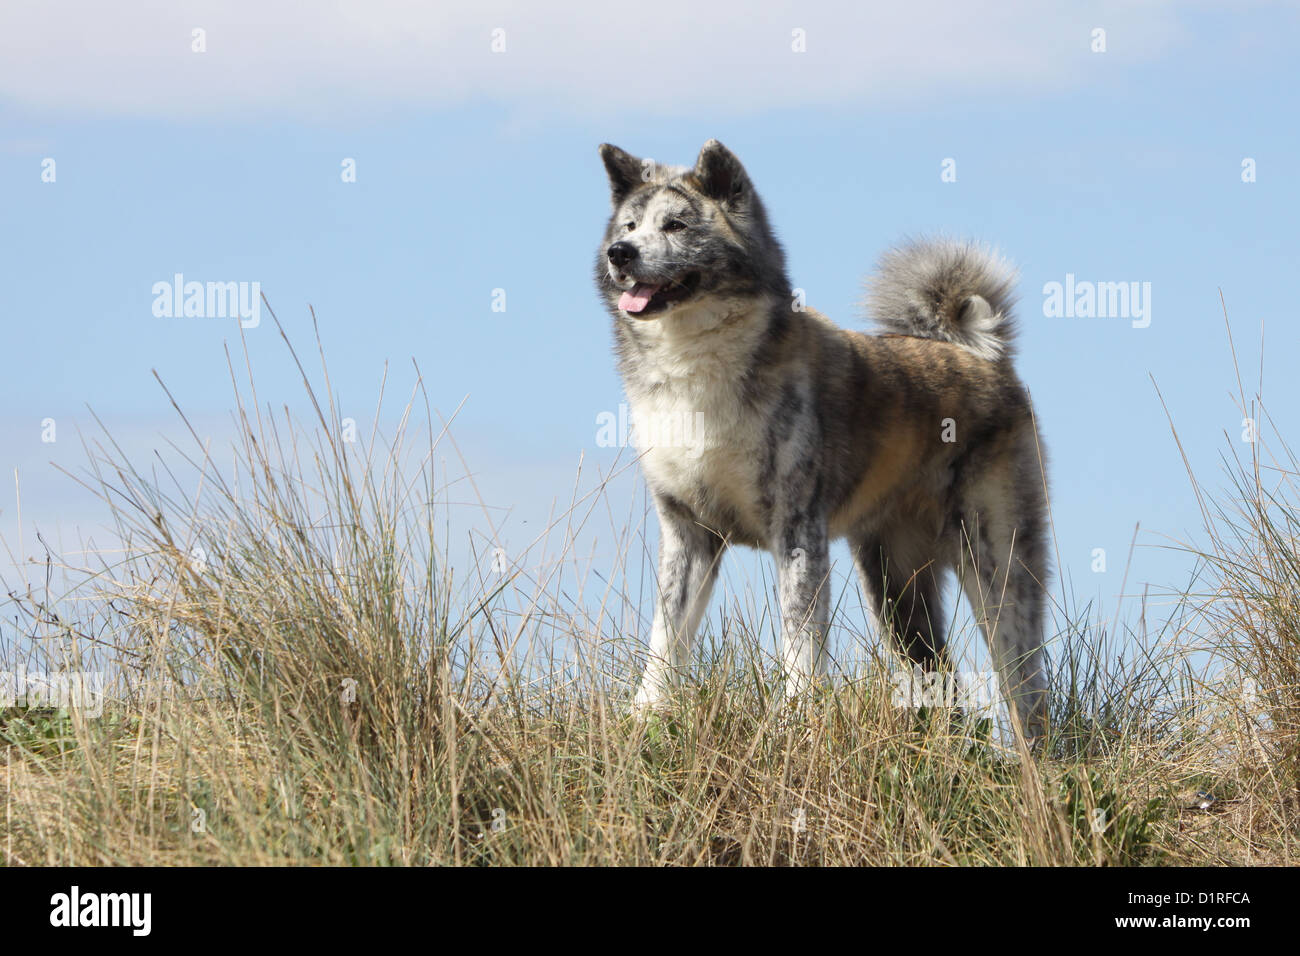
[0,1,1198,119]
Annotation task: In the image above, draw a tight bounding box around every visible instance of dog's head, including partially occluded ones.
[594,140,789,320]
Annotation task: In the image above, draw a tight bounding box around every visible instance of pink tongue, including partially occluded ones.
[618,283,659,313]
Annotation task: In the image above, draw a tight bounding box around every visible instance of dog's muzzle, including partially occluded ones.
[607,241,637,269]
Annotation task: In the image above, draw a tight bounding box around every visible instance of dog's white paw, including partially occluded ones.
[630,683,671,716]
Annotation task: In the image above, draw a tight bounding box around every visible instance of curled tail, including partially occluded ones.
[864,238,1018,362]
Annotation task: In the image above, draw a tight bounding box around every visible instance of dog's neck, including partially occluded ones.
[616,294,779,393]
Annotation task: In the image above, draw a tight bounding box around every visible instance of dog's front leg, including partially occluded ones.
[775,518,831,699]
[633,499,723,711]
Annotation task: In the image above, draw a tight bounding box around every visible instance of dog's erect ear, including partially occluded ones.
[599,144,644,203]
[692,139,750,205]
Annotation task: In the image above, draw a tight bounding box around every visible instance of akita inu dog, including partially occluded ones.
[594,140,1050,743]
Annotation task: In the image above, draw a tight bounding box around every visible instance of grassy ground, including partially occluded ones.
[2,313,1297,865]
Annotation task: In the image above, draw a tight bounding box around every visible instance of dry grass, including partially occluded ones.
[2,305,1297,866]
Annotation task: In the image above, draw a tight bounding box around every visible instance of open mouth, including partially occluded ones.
[617,271,701,317]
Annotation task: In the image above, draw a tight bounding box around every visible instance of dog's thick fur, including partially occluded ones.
[593,140,1050,741]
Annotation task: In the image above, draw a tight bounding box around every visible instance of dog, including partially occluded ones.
[593,139,1050,743]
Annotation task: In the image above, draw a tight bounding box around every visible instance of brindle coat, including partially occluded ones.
[593,140,1050,742]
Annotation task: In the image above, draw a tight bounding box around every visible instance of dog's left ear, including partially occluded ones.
[692,139,751,205]
[599,144,644,204]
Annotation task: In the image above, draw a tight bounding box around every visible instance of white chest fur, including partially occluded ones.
[624,300,771,533]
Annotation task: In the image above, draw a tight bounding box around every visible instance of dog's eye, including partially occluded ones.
[662,219,687,233]
[623,221,636,232]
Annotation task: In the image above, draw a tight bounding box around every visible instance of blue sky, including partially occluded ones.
[2,1,1298,672]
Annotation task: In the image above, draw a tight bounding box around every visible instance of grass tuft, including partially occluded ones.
[2,303,1296,865]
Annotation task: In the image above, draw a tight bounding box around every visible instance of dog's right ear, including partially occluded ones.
[692,139,751,206]
[599,144,643,204]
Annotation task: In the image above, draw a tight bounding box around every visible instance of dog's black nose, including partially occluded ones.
[607,241,637,268]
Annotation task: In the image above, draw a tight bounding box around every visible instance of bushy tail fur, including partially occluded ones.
[864,238,1018,362]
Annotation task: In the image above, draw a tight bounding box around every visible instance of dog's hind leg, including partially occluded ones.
[633,496,724,711]
[955,504,1050,747]
[854,531,948,672]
